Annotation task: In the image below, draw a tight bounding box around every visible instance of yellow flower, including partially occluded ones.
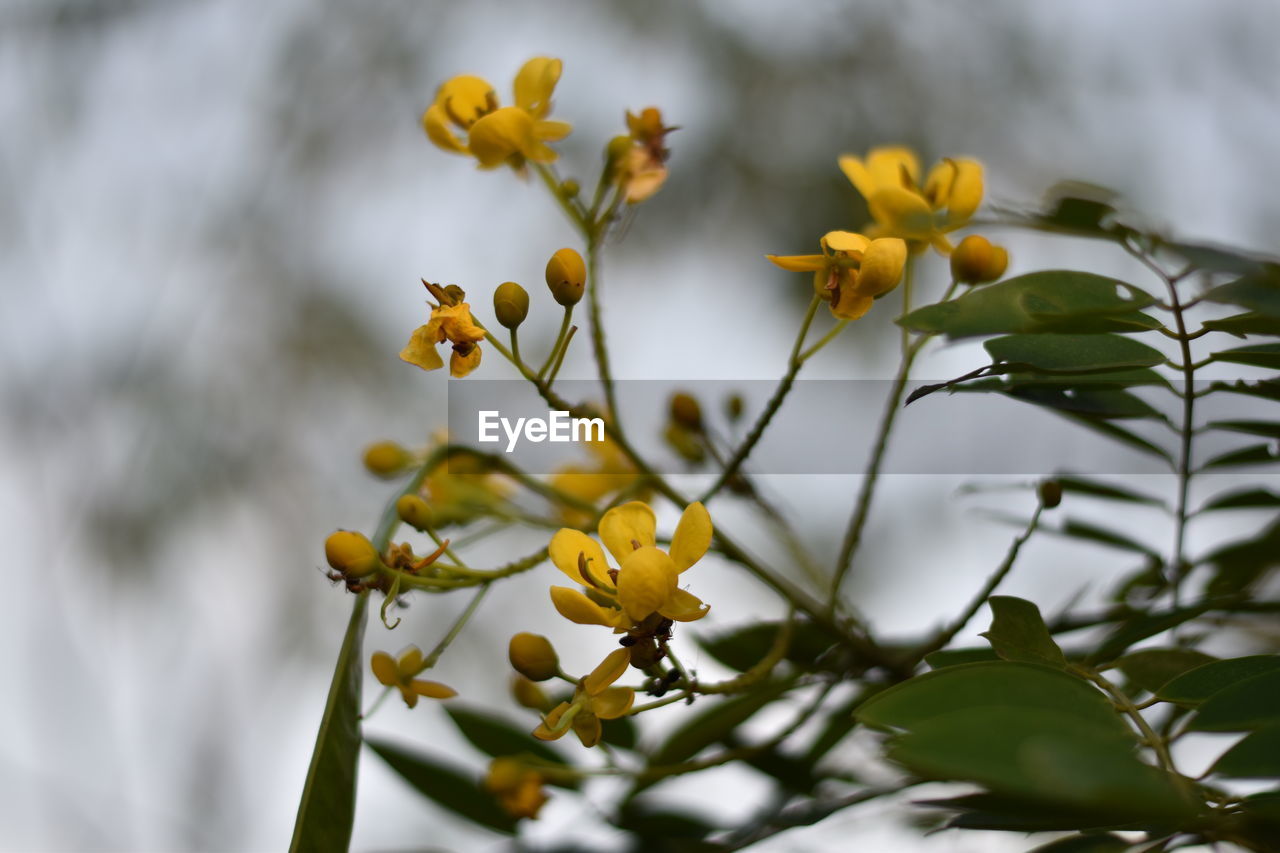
[423,57,572,171]
[548,501,711,631]
[400,283,487,378]
[532,648,635,747]
[484,758,549,819]
[371,646,457,709]
[616,107,676,203]
[767,231,907,320]
[838,146,983,253]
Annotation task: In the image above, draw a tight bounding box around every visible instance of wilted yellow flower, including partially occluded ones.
[548,501,711,631]
[614,107,676,203]
[371,646,457,709]
[484,758,549,819]
[400,282,487,378]
[423,57,572,171]
[767,231,907,320]
[838,146,983,253]
[532,648,635,747]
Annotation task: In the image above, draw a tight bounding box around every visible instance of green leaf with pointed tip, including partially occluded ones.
[857,661,1125,735]
[1188,669,1280,731]
[444,706,570,775]
[1201,312,1280,337]
[1056,518,1160,556]
[982,597,1068,669]
[899,271,1157,339]
[290,595,367,853]
[1210,343,1280,368]
[984,334,1166,373]
[1209,420,1280,440]
[365,738,517,834]
[1055,476,1165,506]
[1202,268,1280,316]
[1088,604,1217,665]
[1114,649,1217,695]
[1158,656,1280,705]
[1209,727,1280,778]
[1006,384,1163,420]
[1201,443,1280,469]
[1199,488,1280,511]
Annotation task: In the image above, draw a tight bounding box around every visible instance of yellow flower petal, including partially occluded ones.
[830,290,875,321]
[550,586,620,627]
[583,648,631,695]
[866,146,921,190]
[922,159,957,209]
[535,119,573,142]
[449,344,482,378]
[867,186,936,240]
[412,680,458,699]
[669,502,712,573]
[532,702,572,741]
[659,588,710,622]
[468,107,534,169]
[599,501,656,563]
[400,324,445,371]
[615,546,677,622]
[855,238,907,298]
[422,104,467,154]
[436,74,496,128]
[512,57,562,119]
[821,230,870,254]
[837,154,876,202]
[767,253,827,272]
[549,529,612,587]
[437,304,487,343]
[572,712,602,747]
[944,158,984,224]
[399,687,419,709]
[399,646,424,675]
[371,651,399,687]
[592,686,635,719]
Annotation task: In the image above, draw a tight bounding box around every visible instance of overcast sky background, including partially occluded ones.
[2,1,1278,850]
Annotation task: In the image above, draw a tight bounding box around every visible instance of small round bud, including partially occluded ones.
[725,393,744,422]
[493,281,530,330]
[560,179,580,198]
[545,248,586,306]
[324,530,381,577]
[604,134,633,179]
[396,494,433,530]
[950,235,1009,285]
[1038,479,1063,509]
[510,674,552,711]
[669,392,703,431]
[508,632,559,681]
[363,440,411,478]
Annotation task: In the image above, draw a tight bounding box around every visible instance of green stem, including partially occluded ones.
[417,583,492,673]
[537,306,574,379]
[584,236,620,424]
[546,325,578,385]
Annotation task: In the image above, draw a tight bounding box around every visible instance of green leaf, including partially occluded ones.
[887,707,1191,824]
[1055,476,1165,507]
[444,705,569,773]
[1208,420,1280,440]
[922,793,1134,832]
[1204,378,1280,402]
[290,596,368,853]
[982,596,1068,669]
[899,271,1158,339]
[924,647,1002,669]
[1201,518,1280,595]
[1199,488,1280,511]
[857,661,1125,736]
[1188,668,1280,731]
[1165,240,1270,275]
[1202,267,1280,316]
[1158,656,1280,705]
[695,619,841,674]
[1058,518,1159,556]
[1210,343,1280,369]
[1005,384,1163,420]
[1088,604,1216,665]
[647,682,789,767]
[365,738,516,834]
[1029,833,1133,852]
[616,798,719,845]
[600,715,639,751]
[1209,727,1280,778]
[1201,443,1280,470]
[984,333,1166,373]
[1114,648,1217,695]
[1054,413,1173,462]
[1200,312,1280,337]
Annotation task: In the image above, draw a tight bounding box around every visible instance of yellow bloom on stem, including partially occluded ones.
[400,281,487,378]
[484,757,549,819]
[532,648,635,747]
[423,57,572,171]
[371,646,457,709]
[616,107,677,203]
[548,501,711,631]
[838,146,984,253]
[767,231,907,320]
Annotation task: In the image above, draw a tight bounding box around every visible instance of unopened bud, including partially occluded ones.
[669,393,703,431]
[511,674,552,711]
[363,441,411,478]
[725,393,744,422]
[396,494,433,530]
[508,632,559,681]
[1038,479,1063,509]
[324,530,381,577]
[493,281,529,329]
[545,248,586,306]
[604,134,633,181]
[560,179,580,199]
[950,235,1008,285]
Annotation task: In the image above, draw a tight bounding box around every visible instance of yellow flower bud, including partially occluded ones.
[508,632,559,681]
[511,674,552,711]
[560,179,580,198]
[363,440,411,478]
[324,530,381,577]
[493,281,530,330]
[950,235,1009,285]
[545,248,586,306]
[396,494,433,530]
[603,134,632,180]
[669,392,703,431]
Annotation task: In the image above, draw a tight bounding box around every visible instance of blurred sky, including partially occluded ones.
[2,0,1278,850]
